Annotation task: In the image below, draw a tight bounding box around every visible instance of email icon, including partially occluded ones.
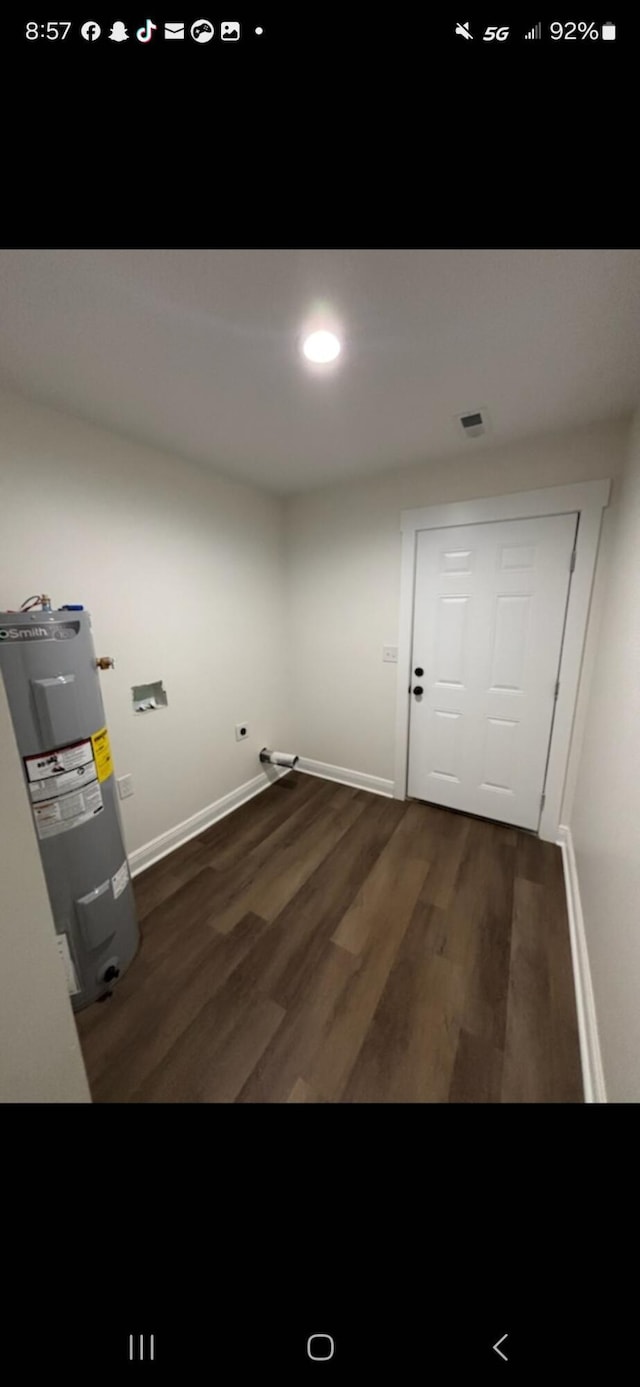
[164,22,184,39]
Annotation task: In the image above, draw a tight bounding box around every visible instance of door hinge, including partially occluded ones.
[540,791,546,813]
[554,679,560,700]
[569,549,576,573]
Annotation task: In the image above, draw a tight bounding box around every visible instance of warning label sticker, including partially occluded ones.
[29,760,98,803]
[32,781,104,839]
[91,727,113,783]
[112,859,129,900]
[56,932,80,996]
[24,732,112,839]
[25,740,93,782]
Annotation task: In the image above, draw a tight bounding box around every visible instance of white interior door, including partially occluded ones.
[407,512,578,830]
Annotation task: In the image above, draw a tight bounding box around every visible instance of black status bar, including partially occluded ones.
[14,17,623,43]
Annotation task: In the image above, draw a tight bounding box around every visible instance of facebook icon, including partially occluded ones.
[80,20,101,40]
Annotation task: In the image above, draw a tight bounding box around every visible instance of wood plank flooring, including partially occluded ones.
[75,772,583,1103]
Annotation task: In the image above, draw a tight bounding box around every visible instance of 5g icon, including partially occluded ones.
[483,25,510,40]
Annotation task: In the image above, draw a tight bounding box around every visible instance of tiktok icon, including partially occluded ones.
[136,19,158,42]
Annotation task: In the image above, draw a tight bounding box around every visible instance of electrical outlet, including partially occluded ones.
[235,723,249,742]
[117,774,134,799]
[383,646,398,663]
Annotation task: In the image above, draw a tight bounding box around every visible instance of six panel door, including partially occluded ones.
[407,513,578,829]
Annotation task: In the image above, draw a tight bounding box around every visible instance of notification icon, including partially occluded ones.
[191,19,214,42]
[136,19,157,42]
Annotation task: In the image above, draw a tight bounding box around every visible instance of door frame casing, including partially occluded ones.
[394,480,611,842]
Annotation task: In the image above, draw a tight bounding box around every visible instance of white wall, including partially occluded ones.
[568,408,640,1102]
[0,674,91,1102]
[285,420,627,796]
[0,386,289,858]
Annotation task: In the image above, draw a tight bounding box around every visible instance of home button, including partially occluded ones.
[307,1334,335,1361]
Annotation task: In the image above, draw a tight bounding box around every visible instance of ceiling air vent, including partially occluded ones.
[457,409,488,439]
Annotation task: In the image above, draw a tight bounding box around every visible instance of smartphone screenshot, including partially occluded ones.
[0,9,632,1380]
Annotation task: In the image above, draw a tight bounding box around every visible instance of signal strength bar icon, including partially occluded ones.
[524,22,542,39]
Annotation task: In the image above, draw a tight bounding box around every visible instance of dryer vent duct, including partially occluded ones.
[260,748,299,769]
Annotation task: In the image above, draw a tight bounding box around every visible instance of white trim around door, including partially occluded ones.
[393,479,611,842]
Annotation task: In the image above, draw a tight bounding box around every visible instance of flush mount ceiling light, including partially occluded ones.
[301,329,342,364]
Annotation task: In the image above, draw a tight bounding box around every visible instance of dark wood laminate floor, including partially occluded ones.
[75,772,583,1103]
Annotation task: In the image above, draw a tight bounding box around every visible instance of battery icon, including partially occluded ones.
[602,22,616,39]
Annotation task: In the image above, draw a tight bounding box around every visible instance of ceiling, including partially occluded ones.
[0,248,639,495]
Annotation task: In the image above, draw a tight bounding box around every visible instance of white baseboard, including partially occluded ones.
[557,824,607,1103]
[128,767,290,877]
[296,757,394,798]
[128,755,392,878]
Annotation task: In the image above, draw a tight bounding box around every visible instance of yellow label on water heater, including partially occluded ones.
[91,726,113,782]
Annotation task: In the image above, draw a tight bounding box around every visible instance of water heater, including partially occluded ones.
[0,598,139,1010]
